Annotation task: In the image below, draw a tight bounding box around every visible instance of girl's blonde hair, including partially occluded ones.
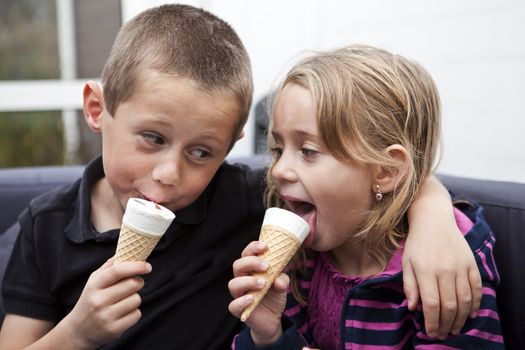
[266,45,442,301]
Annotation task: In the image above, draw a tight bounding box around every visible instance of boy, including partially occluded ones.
[1,5,262,349]
[0,4,481,349]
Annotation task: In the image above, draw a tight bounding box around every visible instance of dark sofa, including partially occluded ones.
[1,158,524,349]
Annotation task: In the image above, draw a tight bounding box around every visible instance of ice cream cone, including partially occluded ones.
[241,208,309,322]
[114,198,175,262]
[115,225,163,262]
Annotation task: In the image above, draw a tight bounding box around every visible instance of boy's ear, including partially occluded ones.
[369,144,410,194]
[83,81,105,133]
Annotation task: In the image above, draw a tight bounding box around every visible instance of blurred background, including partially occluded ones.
[0,0,524,183]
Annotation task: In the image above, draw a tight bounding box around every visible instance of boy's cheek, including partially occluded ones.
[165,165,222,212]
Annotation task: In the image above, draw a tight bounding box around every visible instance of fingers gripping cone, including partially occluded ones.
[115,198,175,262]
[241,208,310,322]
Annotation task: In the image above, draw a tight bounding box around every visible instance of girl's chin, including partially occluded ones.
[305,238,334,253]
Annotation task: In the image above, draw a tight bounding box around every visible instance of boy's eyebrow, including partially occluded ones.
[199,132,225,142]
[141,119,227,144]
[139,115,175,129]
[150,119,173,128]
[194,132,233,149]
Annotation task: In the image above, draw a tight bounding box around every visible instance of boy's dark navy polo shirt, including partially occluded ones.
[2,156,265,349]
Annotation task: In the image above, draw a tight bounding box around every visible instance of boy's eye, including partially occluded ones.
[188,148,211,160]
[142,132,165,145]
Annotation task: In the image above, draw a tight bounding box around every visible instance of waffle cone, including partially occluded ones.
[114,224,162,262]
[241,225,301,321]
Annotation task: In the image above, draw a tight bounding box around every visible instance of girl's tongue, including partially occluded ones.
[303,210,316,248]
[291,202,317,248]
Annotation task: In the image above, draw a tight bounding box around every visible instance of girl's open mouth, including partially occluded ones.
[287,200,317,248]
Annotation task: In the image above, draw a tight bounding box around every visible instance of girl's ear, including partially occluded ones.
[83,81,105,133]
[370,144,410,195]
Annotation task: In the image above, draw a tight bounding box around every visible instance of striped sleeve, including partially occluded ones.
[232,317,307,350]
[412,204,504,349]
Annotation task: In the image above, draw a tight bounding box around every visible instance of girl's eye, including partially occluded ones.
[270,146,283,158]
[142,132,165,145]
[301,148,317,158]
[188,148,211,160]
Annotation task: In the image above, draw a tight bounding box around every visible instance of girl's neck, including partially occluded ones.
[329,240,386,277]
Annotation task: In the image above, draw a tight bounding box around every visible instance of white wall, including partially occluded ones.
[122,0,525,183]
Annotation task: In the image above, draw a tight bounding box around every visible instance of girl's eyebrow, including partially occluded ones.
[295,129,317,138]
[270,130,282,141]
[271,129,317,141]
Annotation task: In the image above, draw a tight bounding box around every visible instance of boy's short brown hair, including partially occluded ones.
[101,4,253,142]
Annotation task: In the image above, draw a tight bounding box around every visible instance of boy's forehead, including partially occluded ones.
[124,71,243,129]
[135,69,234,103]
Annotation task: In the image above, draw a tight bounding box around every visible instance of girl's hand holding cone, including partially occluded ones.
[229,208,309,346]
[228,241,289,347]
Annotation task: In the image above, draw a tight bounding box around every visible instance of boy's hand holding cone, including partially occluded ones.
[115,198,175,262]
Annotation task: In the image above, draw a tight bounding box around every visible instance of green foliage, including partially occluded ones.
[0,0,59,80]
[0,111,64,167]
[0,0,64,167]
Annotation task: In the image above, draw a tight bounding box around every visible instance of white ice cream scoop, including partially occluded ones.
[122,198,175,237]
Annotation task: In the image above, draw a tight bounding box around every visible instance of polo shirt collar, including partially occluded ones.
[172,191,207,225]
[65,156,107,243]
[66,155,209,244]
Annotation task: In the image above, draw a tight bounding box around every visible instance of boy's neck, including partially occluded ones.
[90,177,125,233]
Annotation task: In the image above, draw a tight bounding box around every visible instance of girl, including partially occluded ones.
[229,45,503,349]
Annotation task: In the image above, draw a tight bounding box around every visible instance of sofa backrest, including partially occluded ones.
[0,166,84,234]
[0,162,524,348]
[440,174,525,350]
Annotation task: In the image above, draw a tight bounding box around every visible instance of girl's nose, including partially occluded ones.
[152,160,180,186]
[271,153,298,183]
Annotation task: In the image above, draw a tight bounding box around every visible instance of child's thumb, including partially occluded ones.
[273,273,290,292]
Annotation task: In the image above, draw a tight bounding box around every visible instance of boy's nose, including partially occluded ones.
[152,160,180,186]
[271,154,298,183]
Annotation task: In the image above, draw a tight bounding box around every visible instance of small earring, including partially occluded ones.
[375,185,383,201]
